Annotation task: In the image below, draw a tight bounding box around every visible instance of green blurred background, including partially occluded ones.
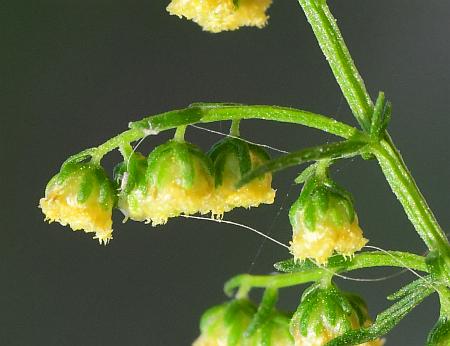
[2,0,450,344]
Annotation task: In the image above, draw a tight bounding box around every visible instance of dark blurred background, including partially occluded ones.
[2,0,450,345]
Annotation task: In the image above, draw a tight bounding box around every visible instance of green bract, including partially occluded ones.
[208,137,270,188]
[146,140,213,190]
[289,176,355,232]
[207,137,275,216]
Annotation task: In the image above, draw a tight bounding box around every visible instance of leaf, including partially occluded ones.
[369,91,392,139]
[387,276,434,301]
[237,140,368,188]
[369,92,385,139]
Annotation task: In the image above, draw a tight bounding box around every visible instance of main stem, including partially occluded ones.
[297,1,449,259]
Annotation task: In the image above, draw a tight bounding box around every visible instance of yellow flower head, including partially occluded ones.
[208,138,275,217]
[167,0,273,33]
[193,299,293,346]
[39,162,116,244]
[289,175,367,264]
[291,284,384,346]
[117,141,214,225]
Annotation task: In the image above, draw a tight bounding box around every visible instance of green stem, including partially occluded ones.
[91,128,145,163]
[237,139,369,187]
[225,251,428,295]
[297,0,450,261]
[297,0,373,130]
[131,104,358,138]
[174,125,187,142]
[373,137,450,260]
[89,104,359,161]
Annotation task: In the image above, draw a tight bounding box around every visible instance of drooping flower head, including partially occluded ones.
[207,137,275,217]
[290,283,383,346]
[117,140,214,225]
[193,299,293,346]
[39,160,116,244]
[289,171,367,264]
[167,0,273,33]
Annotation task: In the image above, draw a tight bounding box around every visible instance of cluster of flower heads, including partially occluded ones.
[289,168,367,264]
[194,282,384,346]
[39,135,275,244]
[167,0,273,33]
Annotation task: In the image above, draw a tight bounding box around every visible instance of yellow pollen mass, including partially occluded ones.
[39,178,113,245]
[290,212,367,264]
[167,0,273,33]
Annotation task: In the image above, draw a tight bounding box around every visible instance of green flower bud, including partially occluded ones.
[117,140,214,225]
[193,299,293,346]
[427,317,450,346]
[208,138,275,217]
[289,175,367,264]
[39,161,116,244]
[290,283,383,346]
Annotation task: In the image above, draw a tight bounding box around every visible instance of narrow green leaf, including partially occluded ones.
[387,276,434,301]
[237,140,368,188]
[370,92,385,139]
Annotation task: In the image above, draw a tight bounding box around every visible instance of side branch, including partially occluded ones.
[85,104,360,161]
[225,251,428,296]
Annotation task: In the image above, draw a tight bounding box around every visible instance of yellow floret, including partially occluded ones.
[290,212,367,265]
[167,0,272,33]
[210,153,275,217]
[119,160,214,225]
[39,177,113,245]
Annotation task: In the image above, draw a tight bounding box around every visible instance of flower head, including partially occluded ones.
[167,0,273,33]
[117,140,214,225]
[289,174,367,264]
[208,137,275,217]
[193,299,293,346]
[39,161,116,244]
[290,283,383,346]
